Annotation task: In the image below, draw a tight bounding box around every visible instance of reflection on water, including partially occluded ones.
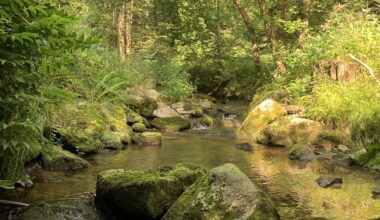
[3,128,380,219]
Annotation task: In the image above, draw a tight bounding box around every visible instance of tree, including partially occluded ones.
[232,0,261,72]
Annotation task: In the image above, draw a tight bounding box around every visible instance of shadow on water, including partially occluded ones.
[2,127,380,219]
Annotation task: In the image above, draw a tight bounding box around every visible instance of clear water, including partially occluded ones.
[3,127,380,219]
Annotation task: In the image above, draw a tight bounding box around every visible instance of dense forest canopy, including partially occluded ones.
[0,0,380,184]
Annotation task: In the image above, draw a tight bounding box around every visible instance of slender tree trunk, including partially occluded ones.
[215,0,222,66]
[125,1,134,56]
[257,0,285,72]
[232,0,261,72]
[118,4,126,61]
[299,0,311,48]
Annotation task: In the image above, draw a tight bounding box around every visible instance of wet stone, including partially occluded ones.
[316,175,343,188]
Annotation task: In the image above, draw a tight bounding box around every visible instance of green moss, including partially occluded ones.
[132,132,162,146]
[192,107,204,117]
[288,143,315,162]
[96,164,206,219]
[132,123,147,133]
[101,131,124,150]
[237,99,287,140]
[41,145,89,171]
[125,107,149,126]
[201,114,214,126]
[151,117,191,132]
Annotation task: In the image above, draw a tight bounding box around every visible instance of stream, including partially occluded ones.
[2,102,380,219]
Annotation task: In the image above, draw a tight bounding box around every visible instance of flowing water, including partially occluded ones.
[2,103,380,219]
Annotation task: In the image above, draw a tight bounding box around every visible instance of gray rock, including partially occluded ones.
[316,175,343,188]
[288,143,315,162]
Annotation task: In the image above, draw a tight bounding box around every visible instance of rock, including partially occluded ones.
[191,107,204,118]
[269,88,290,105]
[222,119,241,129]
[335,144,350,153]
[200,114,213,126]
[163,164,279,220]
[372,186,380,199]
[171,102,194,115]
[132,132,162,146]
[257,116,321,147]
[15,175,34,188]
[124,89,159,118]
[284,105,303,115]
[101,131,129,150]
[288,143,315,162]
[41,145,89,171]
[316,175,343,188]
[237,99,287,140]
[333,156,356,167]
[235,141,254,151]
[17,198,104,220]
[125,107,149,126]
[102,102,132,134]
[151,117,191,132]
[131,123,147,133]
[153,106,180,118]
[96,164,206,219]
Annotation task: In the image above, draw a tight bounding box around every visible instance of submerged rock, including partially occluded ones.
[237,99,287,140]
[17,198,104,220]
[288,143,315,162]
[132,132,162,146]
[235,141,254,151]
[151,117,191,132]
[316,175,343,188]
[96,164,206,219]
[41,146,89,171]
[162,163,279,220]
[372,186,380,199]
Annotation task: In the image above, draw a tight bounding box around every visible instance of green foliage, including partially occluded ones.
[304,82,380,146]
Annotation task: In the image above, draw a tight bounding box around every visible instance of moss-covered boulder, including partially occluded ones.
[132,123,147,133]
[200,114,213,126]
[237,99,287,140]
[288,143,315,162]
[151,117,191,132]
[101,131,130,150]
[257,116,321,147]
[102,102,132,134]
[125,107,149,126]
[124,90,159,118]
[95,164,206,219]
[17,198,104,220]
[163,163,279,220]
[41,145,89,171]
[132,132,162,146]
[357,146,380,171]
[51,103,105,154]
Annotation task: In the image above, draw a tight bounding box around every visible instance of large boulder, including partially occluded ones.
[102,102,132,134]
[41,145,89,171]
[132,132,162,146]
[151,117,191,132]
[125,107,149,126]
[124,88,160,118]
[257,116,321,147]
[162,164,279,220]
[96,164,206,219]
[52,102,105,154]
[17,198,104,220]
[237,99,287,140]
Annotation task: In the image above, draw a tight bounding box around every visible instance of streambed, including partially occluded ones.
[3,127,380,219]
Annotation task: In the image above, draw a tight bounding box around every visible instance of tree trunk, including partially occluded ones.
[299,0,311,48]
[257,0,285,72]
[118,4,126,61]
[232,0,261,72]
[125,1,134,56]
